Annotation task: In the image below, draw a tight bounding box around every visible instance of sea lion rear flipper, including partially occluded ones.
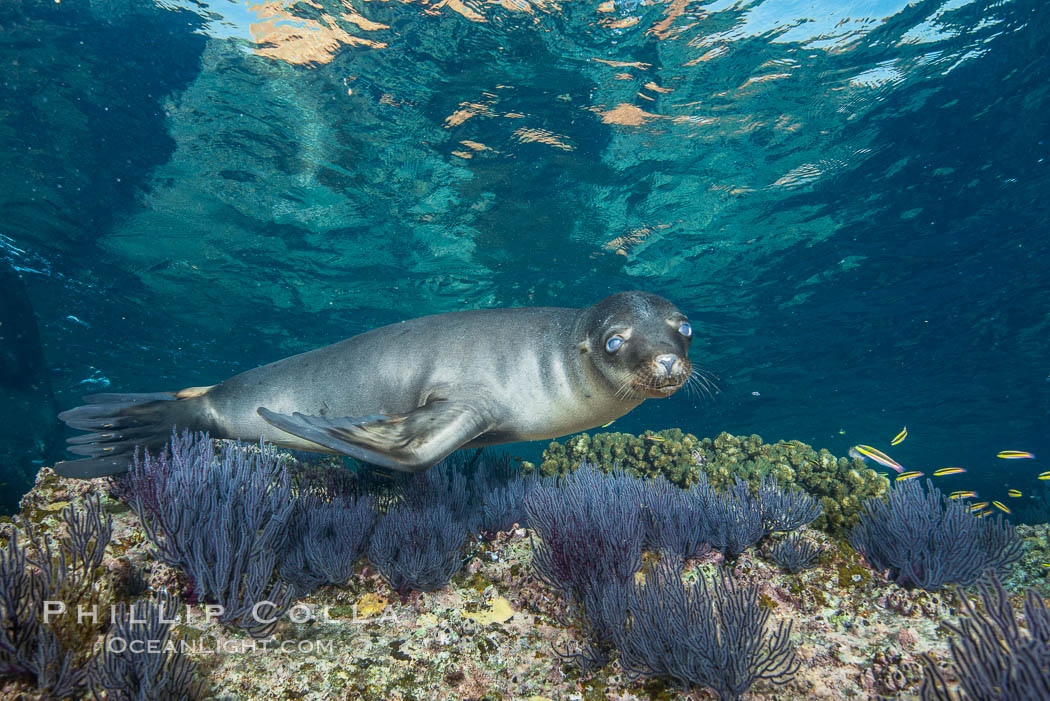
[55,391,201,478]
[257,398,492,473]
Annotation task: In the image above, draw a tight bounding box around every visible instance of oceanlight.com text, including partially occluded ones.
[105,637,336,655]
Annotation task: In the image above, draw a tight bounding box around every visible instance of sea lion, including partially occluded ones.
[55,290,694,478]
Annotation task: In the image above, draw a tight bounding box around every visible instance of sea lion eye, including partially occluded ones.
[605,335,624,353]
[678,322,692,338]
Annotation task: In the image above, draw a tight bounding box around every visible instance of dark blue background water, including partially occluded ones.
[1,0,1047,517]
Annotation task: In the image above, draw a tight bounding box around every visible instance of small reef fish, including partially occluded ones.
[969,502,988,512]
[997,450,1035,459]
[851,445,904,473]
[991,501,1011,514]
[1038,471,1050,480]
[932,467,966,477]
[890,427,907,445]
[1007,489,1022,498]
[948,490,977,499]
[895,471,923,482]
[601,420,615,428]
[645,436,665,442]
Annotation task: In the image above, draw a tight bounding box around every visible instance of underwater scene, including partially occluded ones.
[2,0,1049,698]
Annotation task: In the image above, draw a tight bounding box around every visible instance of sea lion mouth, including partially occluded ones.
[638,378,686,397]
[629,355,693,398]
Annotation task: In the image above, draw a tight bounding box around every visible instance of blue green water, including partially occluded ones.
[1,0,1047,514]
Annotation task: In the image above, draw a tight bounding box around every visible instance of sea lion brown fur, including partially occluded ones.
[55,291,694,477]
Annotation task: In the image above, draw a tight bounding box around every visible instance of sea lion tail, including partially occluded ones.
[54,391,205,478]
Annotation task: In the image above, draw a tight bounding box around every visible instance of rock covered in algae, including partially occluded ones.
[529,429,889,535]
[531,428,704,487]
[1004,523,1050,596]
[9,453,1037,700]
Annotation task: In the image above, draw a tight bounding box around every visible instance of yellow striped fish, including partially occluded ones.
[852,445,905,473]
[949,490,978,499]
[601,420,615,428]
[933,467,966,477]
[645,436,665,442]
[997,450,1035,459]
[891,426,907,445]
[969,502,988,512]
[896,471,923,482]
[1007,489,1022,498]
[1039,471,1050,480]
[991,501,1011,514]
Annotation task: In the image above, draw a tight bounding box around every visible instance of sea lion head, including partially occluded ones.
[577,291,694,400]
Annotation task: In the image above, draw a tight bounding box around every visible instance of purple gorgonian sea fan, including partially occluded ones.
[0,496,112,697]
[920,574,1050,700]
[642,472,822,563]
[524,463,645,602]
[640,474,714,561]
[757,475,823,534]
[849,479,1021,590]
[613,557,799,701]
[363,451,536,598]
[366,503,468,597]
[400,450,540,537]
[278,491,376,596]
[768,533,822,574]
[126,430,295,637]
[92,591,206,701]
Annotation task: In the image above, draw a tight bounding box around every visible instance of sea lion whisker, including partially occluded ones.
[616,378,637,401]
[694,367,721,384]
[685,371,717,401]
[687,376,707,401]
[684,374,704,400]
[697,377,717,401]
[691,368,720,395]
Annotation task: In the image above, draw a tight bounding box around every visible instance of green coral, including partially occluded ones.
[529,430,888,536]
[530,428,704,486]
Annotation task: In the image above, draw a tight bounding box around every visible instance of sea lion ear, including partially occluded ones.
[577,340,591,353]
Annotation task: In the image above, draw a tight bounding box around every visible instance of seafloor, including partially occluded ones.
[3,457,1049,701]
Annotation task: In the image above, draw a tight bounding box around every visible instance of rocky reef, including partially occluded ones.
[530,430,889,535]
[1,433,1047,700]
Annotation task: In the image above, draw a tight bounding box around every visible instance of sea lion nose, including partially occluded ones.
[655,353,678,376]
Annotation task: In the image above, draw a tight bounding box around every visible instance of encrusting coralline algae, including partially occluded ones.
[0,429,1047,700]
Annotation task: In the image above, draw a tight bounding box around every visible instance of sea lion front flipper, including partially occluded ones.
[257,398,492,472]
